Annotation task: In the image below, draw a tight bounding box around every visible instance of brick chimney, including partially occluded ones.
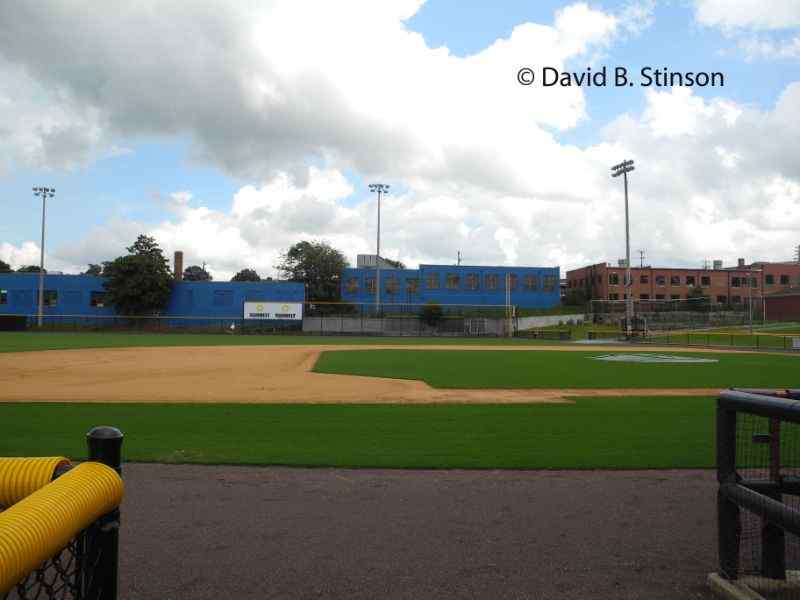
[737,258,745,268]
[174,251,184,280]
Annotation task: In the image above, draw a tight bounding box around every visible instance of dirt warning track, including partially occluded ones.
[0,344,733,404]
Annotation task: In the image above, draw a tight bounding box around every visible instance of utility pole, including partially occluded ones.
[32,187,55,328]
[611,160,635,338]
[457,251,461,266]
[638,249,645,269]
[368,183,389,315]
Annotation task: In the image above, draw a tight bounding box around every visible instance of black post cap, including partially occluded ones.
[87,426,124,474]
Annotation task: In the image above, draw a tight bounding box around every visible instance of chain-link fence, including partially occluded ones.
[0,428,123,600]
[713,389,800,599]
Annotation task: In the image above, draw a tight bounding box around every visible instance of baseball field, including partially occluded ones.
[1,330,797,469]
[3,330,797,599]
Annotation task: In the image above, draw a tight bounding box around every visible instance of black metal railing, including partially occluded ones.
[716,389,800,598]
[3,427,123,600]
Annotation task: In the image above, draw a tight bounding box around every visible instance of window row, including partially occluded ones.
[0,289,109,308]
[608,293,758,303]
[346,273,557,293]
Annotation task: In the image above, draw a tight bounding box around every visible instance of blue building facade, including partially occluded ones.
[0,273,304,318]
[340,264,560,309]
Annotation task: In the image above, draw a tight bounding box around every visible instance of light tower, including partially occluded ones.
[611,160,635,338]
[368,183,389,315]
[32,186,55,328]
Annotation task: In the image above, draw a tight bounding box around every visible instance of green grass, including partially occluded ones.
[0,331,561,353]
[516,305,586,317]
[313,349,800,389]
[0,399,716,469]
[536,322,619,340]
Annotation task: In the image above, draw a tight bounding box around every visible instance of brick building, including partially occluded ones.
[566,259,800,305]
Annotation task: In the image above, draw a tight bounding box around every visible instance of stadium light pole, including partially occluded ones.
[369,183,389,315]
[32,187,55,328]
[611,160,635,338]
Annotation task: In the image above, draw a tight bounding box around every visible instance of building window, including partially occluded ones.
[765,274,774,285]
[731,295,741,304]
[640,274,649,284]
[524,275,538,291]
[505,273,518,291]
[484,273,498,290]
[446,273,460,289]
[609,273,619,285]
[750,277,758,288]
[90,291,108,308]
[671,294,681,300]
[43,290,57,307]
[609,293,619,300]
[212,290,233,307]
[656,275,666,286]
[543,275,555,291]
[366,277,376,293]
[716,295,727,304]
[426,272,440,290]
[670,275,680,286]
[346,277,359,293]
[385,276,399,295]
[0,289,7,305]
[406,278,419,295]
[701,276,710,287]
[655,294,665,300]
[731,277,741,288]
[686,275,695,287]
[465,273,479,290]
[780,274,790,285]
[640,294,650,300]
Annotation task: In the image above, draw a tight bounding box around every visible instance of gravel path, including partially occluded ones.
[119,464,718,599]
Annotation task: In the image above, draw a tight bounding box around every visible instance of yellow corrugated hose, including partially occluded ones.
[0,457,70,508]
[0,462,124,594]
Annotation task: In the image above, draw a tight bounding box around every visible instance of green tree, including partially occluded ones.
[0,259,11,273]
[421,301,443,327]
[276,241,348,301]
[563,288,587,306]
[103,235,173,315]
[17,265,44,273]
[231,268,261,282]
[84,263,103,276]
[382,258,405,269]
[183,265,212,281]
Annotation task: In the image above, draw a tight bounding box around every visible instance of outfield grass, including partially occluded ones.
[0,399,717,469]
[0,331,560,353]
[313,349,800,389]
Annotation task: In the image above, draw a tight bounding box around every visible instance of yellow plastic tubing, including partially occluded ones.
[0,462,124,594]
[0,457,70,508]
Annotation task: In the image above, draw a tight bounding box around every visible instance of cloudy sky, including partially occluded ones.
[1,0,799,280]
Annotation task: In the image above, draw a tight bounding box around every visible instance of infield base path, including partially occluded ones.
[0,344,728,403]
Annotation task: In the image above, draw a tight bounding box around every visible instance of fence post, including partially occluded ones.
[717,405,740,579]
[84,426,123,600]
[762,417,786,579]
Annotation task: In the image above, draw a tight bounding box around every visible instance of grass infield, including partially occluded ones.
[313,349,800,389]
[0,399,715,469]
[0,331,558,353]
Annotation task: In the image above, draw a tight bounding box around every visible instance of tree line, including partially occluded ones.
[1,235,350,315]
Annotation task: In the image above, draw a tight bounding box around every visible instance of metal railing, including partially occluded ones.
[712,389,800,599]
[1,427,124,600]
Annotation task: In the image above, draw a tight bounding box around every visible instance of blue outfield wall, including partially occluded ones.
[340,264,560,309]
[0,273,305,319]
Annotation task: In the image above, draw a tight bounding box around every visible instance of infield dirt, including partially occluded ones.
[0,344,735,403]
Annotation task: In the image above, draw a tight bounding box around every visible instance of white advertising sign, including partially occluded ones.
[243,301,303,320]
